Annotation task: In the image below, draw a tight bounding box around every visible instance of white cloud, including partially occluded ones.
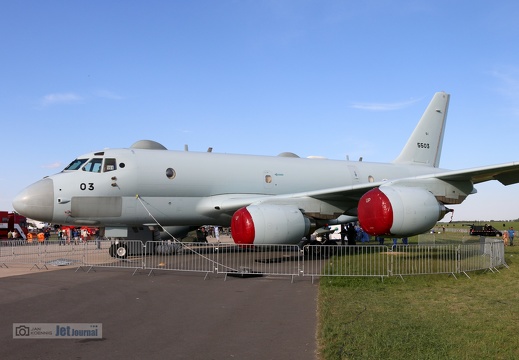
[41,93,83,106]
[350,98,421,111]
[40,90,123,107]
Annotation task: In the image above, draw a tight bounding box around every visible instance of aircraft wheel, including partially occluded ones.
[110,244,128,259]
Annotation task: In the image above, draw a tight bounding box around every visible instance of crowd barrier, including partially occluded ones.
[145,241,218,274]
[303,245,389,278]
[0,241,88,269]
[0,238,507,279]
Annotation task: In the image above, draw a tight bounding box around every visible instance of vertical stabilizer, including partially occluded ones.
[393,92,450,167]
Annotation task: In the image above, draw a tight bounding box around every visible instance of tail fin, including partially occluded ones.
[393,92,450,168]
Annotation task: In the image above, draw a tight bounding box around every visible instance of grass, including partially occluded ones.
[317,225,519,360]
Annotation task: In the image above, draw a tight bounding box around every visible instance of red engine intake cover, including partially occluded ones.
[357,188,393,236]
[231,207,255,245]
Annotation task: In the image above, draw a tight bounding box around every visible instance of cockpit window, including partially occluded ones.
[64,158,88,171]
[64,157,119,173]
[82,158,103,173]
[104,158,117,172]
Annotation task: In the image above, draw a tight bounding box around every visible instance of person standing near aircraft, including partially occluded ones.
[95,228,101,249]
[58,228,65,245]
[346,223,357,246]
[73,228,79,245]
[37,231,45,244]
[340,224,347,245]
[508,227,515,246]
[214,226,220,242]
[196,227,208,243]
[44,228,50,244]
[502,230,509,246]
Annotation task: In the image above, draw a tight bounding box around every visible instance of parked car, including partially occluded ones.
[469,225,502,237]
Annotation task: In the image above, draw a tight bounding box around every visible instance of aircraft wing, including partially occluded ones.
[208,162,519,216]
[203,181,385,217]
[253,162,519,202]
[429,162,519,186]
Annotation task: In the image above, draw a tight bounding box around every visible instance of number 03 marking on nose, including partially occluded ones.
[80,183,94,191]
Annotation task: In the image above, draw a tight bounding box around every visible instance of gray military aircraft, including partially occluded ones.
[12,92,519,246]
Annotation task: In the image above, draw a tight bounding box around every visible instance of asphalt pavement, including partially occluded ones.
[0,267,318,360]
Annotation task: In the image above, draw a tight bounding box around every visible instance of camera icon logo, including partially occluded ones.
[15,325,30,337]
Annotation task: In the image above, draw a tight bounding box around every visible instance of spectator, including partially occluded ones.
[196,227,208,243]
[346,223,357,246]
[58,229,65,246]
[508,227,515,246]
[503,231,509,246]
[340,224,347,245]
[214,226,220,242]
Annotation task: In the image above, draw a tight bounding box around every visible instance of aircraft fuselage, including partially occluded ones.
[14,147,452,228]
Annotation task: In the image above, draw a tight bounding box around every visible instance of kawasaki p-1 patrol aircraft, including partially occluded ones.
[13,92,519,247]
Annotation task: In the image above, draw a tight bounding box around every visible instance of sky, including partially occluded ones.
[1,1,519,222]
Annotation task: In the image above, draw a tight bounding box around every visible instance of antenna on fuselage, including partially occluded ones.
[207,147,213,152]
[184,144,189,151]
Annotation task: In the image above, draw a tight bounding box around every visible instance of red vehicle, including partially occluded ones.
[0,211,29,240]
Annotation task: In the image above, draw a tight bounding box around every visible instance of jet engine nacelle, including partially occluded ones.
[231,204,311,245]
[357,186,450,237]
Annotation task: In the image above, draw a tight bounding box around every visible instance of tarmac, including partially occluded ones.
[0,260,318,360]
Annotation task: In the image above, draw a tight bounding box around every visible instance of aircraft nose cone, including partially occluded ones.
[12,178,55,223]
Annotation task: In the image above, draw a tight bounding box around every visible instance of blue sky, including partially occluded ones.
[1,1,518,221]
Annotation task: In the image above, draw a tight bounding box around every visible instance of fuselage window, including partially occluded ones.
[104,158,117,172]
[166,168,176,179]
[64,158,88,171]
[82,158,103,173]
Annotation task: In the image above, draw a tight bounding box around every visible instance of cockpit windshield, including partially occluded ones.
[64,159,88,171]
[63,157,118,173]
[82,158,103,173]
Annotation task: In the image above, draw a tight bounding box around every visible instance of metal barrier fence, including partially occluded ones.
[83,240,144,272]
[214,244,301,278]
[0,239,508,279]
[302,245,389,278]
[0,241,87,269]
[390,244,459,276]
[145,241,218,274]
